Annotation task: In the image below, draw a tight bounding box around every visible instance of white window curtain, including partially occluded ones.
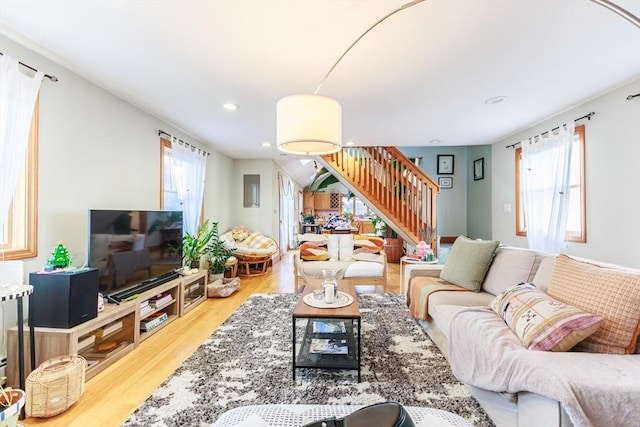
[521,122,575,253]
[278,173,295,251]
[168,140,207,235]
[0,55,43,228]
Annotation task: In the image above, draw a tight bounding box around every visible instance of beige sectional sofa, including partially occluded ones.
[405,242,640,427]
[293,233,387,288]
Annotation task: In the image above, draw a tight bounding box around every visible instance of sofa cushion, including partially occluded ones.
[491,282,603,352]
[297,233,328,245]
[344,261,384,278]
[440,236,500,292]
[547,254,640,354]
[299,243,330,261]
[482,247,542,296]
[243,232,275,250]
[327,235,339,260]
[338,234,354,261]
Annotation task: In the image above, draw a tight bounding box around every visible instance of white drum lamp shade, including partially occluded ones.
[276,94,342,155]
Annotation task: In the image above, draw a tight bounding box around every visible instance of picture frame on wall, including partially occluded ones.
[437,155,454,174]
[438,177,453,189]
[474,158,484,181]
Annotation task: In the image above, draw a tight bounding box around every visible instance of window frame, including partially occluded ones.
[1,98,39,259]
[515,124,586,243]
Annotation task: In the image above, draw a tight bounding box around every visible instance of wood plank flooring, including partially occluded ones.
[23,252,401,427]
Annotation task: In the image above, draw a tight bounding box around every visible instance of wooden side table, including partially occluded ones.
[224,257,238,278]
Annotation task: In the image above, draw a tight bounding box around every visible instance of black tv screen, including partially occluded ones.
[88,210,183,297]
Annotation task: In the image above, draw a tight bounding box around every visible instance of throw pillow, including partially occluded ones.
[299,242,330,261]
[547,254,640,354]
[231,225,250,242]
[353,235,384,253]
[491,282,603,352]
[439,235,500,292]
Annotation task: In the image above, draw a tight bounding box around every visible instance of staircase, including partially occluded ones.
[320,146,439,246]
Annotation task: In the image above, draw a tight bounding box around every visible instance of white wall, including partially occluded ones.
[492,78,640,268]
[399,146,469,237]
[0,36,235,276]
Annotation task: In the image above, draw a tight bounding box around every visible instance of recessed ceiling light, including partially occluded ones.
[429,139,441,144]
[345,141,355,146]
[484,96,506,105]
[262,141,272,147]
[223,103,239,110]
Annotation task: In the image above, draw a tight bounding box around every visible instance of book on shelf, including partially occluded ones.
[140,304,154,316]
[150,292,173,308]
[309,338,348,355]
[313,320,347,334]
[95,320,123,338]
[141,311,169,332]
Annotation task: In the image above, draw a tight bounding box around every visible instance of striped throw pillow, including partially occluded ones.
[491,282,603,352]
[299,243,330,261]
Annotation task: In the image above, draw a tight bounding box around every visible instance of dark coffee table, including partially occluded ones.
[292,279,361,382]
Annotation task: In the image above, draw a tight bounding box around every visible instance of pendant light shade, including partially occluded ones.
[276,94,342,155]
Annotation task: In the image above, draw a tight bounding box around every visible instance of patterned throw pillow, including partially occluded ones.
[353,235,384,253]
[440,236,500,292]
[231,225,250,242]
[491,282,603,352]
[547,254,640,354]
[299,242,330,261]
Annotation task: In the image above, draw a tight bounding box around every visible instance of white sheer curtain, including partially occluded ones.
[0,55,43,228]
[521,122,575,253]
[168,140,207,235]
[279,173,295,251]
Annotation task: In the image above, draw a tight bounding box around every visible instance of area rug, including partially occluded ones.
[123,293,494,427]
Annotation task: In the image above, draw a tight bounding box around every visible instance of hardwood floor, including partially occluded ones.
[23,252,401,426]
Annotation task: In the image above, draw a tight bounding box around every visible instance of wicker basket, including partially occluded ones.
[25,355,87,417]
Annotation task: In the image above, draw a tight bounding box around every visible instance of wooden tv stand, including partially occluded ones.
[6,271,207,386]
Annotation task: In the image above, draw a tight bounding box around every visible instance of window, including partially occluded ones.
[341,194,372,217]
[515,124,586,242]
[160,138,180,211]
[1,99,38,259]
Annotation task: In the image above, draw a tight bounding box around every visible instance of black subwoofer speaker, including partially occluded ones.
[29,268,99,328]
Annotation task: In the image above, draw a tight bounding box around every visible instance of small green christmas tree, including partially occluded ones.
[48,242,71,269]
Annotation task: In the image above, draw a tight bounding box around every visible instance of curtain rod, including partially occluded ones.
[0,52,58,82]
[158,130,210,156]
[505,112,595,149]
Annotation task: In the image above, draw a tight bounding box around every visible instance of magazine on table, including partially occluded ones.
[309,338,348,354]
[313,320,347,334]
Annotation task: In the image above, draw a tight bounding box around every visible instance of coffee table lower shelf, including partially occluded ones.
[292,317,361,382]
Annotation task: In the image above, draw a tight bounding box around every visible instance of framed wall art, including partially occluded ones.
[438,176,453,189]
[474,158,484,181]
[437,155,454,175]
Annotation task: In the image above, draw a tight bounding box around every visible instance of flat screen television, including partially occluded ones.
[88,209,183,302]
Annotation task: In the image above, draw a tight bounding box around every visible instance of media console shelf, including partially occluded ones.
[7,272,208,385]
[7,299,137,383]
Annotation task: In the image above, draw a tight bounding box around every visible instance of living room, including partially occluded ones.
[1,1,639,426]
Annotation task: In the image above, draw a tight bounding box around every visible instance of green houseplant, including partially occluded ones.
[182,220,216,269]
[206,222,236,278]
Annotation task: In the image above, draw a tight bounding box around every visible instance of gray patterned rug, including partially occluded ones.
[123,293,493,427]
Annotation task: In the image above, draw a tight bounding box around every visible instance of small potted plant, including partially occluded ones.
[182,220,215,270]
[0,379,25,427]
[206,222,236,282]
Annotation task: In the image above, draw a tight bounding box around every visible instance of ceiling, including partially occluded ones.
[1,0,639,187]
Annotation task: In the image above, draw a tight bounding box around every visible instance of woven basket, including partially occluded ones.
[25,355,87,418]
